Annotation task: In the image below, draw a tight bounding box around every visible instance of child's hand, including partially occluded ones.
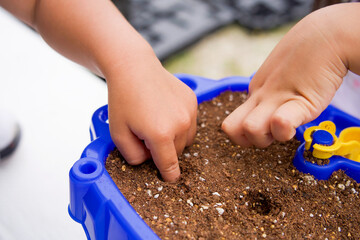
[1,0,198,182]
[222,4,356,148]
[107,57,197,182]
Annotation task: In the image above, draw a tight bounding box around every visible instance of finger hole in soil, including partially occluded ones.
[247,191,277,216]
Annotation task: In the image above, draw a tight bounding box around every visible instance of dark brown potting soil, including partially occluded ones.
[106,91,360,240]
[304,150,330,166]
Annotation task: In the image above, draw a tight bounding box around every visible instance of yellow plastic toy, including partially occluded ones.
[303,121,360,162]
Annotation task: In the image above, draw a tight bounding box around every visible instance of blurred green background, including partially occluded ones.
[163,23,294,79]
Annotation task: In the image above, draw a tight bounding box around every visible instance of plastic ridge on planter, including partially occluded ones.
[69,74,360,239]
[294,118,360,183]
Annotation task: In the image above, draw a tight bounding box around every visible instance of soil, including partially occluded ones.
[106,91,360,240]
[304,150,330,166]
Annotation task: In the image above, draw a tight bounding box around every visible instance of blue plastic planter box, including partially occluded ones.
[69,74,360,239]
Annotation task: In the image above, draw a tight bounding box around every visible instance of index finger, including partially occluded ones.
[147,139,180,182]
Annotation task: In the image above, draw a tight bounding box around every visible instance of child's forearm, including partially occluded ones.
[335,3,360,75]
[0,0,157,79]
[309,3,360,75]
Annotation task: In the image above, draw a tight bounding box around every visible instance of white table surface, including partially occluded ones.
[0,8,107,240]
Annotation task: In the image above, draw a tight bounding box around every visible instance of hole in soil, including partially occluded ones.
[247,191,273,215]
[80,162,97,174]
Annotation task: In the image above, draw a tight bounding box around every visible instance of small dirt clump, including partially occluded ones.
[304,150,330,165]
[106,91,360,239]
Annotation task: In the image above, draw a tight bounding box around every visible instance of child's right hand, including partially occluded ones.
[0,0,198,182]
[222,3,360,148]
[106,55,197,182]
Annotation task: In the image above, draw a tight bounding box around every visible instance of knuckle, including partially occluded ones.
[221,119,232,134]
[271,113,289,129]
[271,115,294,141]
[177,115,192,131]
[243,118,262,135]
[152,128,173,143]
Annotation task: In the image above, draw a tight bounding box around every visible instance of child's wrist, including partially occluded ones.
[336,3,360,74]
[102,47,163,85]
[311,3,360,73]
[101,44,160,81]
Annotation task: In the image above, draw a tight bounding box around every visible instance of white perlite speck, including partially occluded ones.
[303,175,315,184]
[216,207,225,215]
[337,183,346,190]
[346,180,351,187]
[212,192,221,197]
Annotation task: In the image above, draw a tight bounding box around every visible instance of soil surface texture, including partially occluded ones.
[106,91,360,240]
